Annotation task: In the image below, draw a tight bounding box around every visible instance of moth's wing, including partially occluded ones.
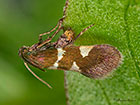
[73,45,122,79]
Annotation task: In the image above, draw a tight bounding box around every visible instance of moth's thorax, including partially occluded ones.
[63,29,74,41]
[19,45,121,78]
[55,29,75,48]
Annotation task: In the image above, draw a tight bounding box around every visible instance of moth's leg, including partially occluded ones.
[38,22,59,43]
[72,24,95,43]
[38,0,69,43]
[63,0,69,18]
[38,18,64,44]
[49,20,64,40]
[37,26,64,49]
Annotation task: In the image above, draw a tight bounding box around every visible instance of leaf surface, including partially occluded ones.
[63,0,140,105]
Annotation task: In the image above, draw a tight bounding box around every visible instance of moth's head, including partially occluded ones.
[18,46,29,58]
[19,46,33,64]
[18,45,44,70]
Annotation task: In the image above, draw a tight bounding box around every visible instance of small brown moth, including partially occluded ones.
[19,0,122,88]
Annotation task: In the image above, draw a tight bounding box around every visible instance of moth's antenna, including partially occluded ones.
[24,62,52,89]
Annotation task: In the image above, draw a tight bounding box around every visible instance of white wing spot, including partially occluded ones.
[53,48,65,68]
[70,62,80,71]
[79,46,93,57]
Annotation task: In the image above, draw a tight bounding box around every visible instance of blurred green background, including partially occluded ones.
[0,0,66,105]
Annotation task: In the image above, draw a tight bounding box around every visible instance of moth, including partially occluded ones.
[19,0,122,88]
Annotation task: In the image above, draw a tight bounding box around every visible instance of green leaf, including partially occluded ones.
[63,0,140,105]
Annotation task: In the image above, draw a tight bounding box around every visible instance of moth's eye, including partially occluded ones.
[22,48,28,52]
[21,46,30,54]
